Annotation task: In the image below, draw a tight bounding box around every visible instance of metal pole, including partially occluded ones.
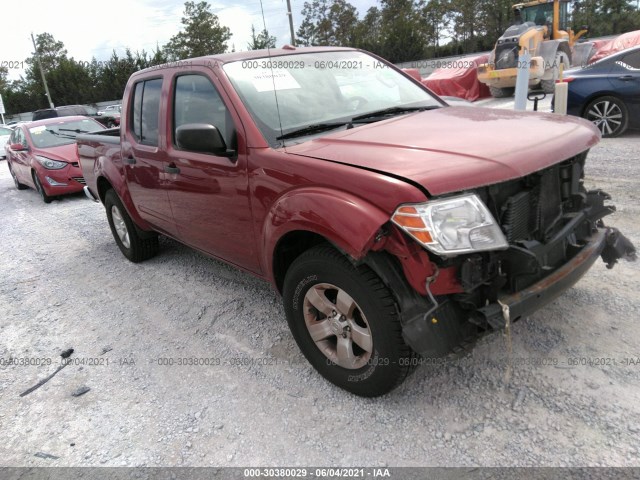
[514,49,531,111]
[286,0,296,46]
[31,33,54,109]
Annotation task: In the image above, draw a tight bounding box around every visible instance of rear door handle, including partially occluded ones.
[124,156,137,165]
[165,164,180,174]
[618,75,633,81]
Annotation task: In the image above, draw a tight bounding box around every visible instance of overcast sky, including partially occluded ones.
[0,0,378,81]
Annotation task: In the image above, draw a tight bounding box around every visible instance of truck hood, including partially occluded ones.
[286,106,600,196]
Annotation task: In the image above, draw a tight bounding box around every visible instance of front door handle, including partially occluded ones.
[124,156,137,165]
[618,75,633,81]
[165,164,180,174]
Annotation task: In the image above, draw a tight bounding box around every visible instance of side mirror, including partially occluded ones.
[176,123,235,158]
[10,143,26,152]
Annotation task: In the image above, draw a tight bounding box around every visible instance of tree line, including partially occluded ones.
[296,0,640,62]
[1,0,639,115]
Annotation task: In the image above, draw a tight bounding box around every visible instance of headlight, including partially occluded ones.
[392,193,508,257]
[36,156,67,170]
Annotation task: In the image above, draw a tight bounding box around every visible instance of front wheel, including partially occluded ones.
[105,189,159,262]
[9,164,27,190]
[32,171,52,203]
[283,245,416,397]
[584,96,629,138]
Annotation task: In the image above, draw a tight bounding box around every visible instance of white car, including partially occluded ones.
[97,104,121,116]
[0,126,13,159]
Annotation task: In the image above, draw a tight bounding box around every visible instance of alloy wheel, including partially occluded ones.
[587,100,624,137]
[111,205,131,249]
[303,282,373,369]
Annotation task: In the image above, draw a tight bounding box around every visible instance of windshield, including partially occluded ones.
[223,51,442,146]
[28,118,105,148]
[521,3,553,26]
[519,1,569,29]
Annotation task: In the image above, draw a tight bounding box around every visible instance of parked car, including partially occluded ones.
[6,116,105,203]
[97,104,121,115]
[32,104,100,121]
[0,126,12,159]
[563,45,640,137]
[77,47,635,397]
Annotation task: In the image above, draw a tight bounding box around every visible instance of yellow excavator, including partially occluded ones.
[477,0,592,97]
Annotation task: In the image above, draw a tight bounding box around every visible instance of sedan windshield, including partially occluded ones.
[28,118,105,148]
[223,51,442,146]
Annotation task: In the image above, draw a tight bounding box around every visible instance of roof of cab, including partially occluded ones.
[131,46,359,78]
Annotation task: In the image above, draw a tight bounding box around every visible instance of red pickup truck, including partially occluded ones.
[77,46,635,397]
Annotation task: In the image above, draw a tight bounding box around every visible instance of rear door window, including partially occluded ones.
[621,50,640,70]
[131,78,163,146]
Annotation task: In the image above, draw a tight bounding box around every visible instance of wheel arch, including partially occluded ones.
[264,187,391,292]
[31,168,50,195]
[579,92,628,118]
[96,175,114,204]
[96,175,155,234]
[272,230,330,293]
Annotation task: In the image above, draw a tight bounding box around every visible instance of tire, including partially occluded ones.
[106,120,116,128]
[104,189,159,262]
[283,245,416,397]
[32,171,52,203]
[583,96,629,138]
[489,86,515,98]
[541,51,570,94]
[8,164,27,190]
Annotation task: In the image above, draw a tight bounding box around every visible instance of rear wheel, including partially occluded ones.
[489,86,515,98]
[8,164,27,190]
[283,245,416,397]
[32,171,52,203]
[584,96,628,138]
[105,189,159,262]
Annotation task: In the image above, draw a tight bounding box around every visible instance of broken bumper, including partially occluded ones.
[476,228,636,329]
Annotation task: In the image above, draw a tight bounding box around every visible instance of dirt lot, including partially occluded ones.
[0,129,639,468]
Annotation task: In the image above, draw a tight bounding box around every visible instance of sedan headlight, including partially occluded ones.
[36,156,67,170]
[392,193,508,257]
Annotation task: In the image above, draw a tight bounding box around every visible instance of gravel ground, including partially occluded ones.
[0,129,639,468]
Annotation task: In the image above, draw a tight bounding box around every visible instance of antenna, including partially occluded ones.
[259,0,286,148]
[286,0,296,46]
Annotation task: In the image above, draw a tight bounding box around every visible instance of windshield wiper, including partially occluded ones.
[45,129,77,139]
[58,128,90,134]
[276,122,351,141]
[351,105,440,122]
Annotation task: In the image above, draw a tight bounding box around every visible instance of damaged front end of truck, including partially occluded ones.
[367,150,636,358]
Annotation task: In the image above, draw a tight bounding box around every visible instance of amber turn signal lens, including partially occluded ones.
[391,209,434,244]
[392,215,426,229]
[396,206,418,214]
[410,230,433,244]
